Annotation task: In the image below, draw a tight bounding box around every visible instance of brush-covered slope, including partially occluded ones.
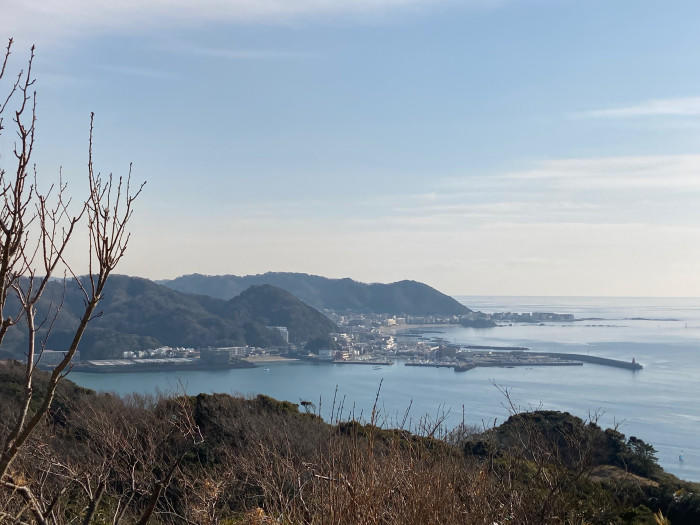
[160,272,470,316]
[1,363,699,524]
[0,276,337,360]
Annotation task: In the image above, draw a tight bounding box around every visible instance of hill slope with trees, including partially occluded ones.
[0,276,337,360]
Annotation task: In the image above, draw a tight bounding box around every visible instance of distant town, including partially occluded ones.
[34,311,641,374]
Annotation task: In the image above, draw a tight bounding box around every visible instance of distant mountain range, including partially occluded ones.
[160,272,470,316]
[0,276,337,361]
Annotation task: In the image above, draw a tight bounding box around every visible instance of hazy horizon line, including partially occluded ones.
[102,272,700,300]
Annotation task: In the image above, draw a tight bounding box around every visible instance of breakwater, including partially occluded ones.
[406,354,583,372]
[406,350,641,372]
[406,362,457,369]
[463,345,529,351]
[533,352,643,370]
[331,359,394,366]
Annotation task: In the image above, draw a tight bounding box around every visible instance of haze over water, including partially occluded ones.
[70,296,700,481]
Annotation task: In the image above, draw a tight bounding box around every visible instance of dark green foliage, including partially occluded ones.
[481,411,661,478]
[1,276,337,359]
[304,335,337,352]
[161,272,471,315]
[618,505,657,525]
[624,436,659,477]
[190,392,326,468]
[224,285,337,343]
[460,316,497,328]
[0,361,93,425]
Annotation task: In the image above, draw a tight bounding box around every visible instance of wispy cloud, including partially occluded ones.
[574,96,700,119]
[97,64,176,79]
[358,154,700,233]
[2,0,496,44]
[503,155,700,190]
[243,154,700,232]
[38,71,83,88]
[180,45,314,60]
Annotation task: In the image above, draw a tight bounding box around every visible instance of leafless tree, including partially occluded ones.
[0,38,144,523]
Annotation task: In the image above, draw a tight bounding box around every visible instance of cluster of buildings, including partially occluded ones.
[489,312,575,323]
[200,346,257,364]
[327,312,465,328]
[33,307,582,371]
[31,308,609,373]
[61,344,267,372]
[35,343,271,371]
[122,346,196,359]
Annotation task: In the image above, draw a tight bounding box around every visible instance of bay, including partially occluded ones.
[69,296,700,481]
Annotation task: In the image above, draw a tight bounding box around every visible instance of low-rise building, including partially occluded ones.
[317,349,336,361]
[268,326,289,344]
[200,348,233,365]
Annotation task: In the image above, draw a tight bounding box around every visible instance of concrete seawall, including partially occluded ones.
[534,352,643,370]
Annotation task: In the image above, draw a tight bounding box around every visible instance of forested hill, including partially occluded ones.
[160,272,470,316]
[0,276,337,360]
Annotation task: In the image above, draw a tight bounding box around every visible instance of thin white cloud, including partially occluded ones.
[121,152,700,295]
[226,155,700,233]
[38,71,83,87]
[97,64,176,78]
[575,96,700,119]
[358,154,700,234]
[1,0,497,44]
[182,45,314,60]
[503,155,700,190]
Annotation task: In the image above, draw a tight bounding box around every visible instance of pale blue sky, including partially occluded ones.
[3,0,700,296]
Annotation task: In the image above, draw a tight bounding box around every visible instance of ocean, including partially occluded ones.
[69,296,700,481]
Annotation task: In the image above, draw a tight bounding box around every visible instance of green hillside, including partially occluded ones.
[161,272,471,315]
[0,276,337,360]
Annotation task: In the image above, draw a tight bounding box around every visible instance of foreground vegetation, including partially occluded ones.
[0,362,698,524]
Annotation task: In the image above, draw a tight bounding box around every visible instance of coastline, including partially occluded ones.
[244,355,300,363]
[380,323,457,335]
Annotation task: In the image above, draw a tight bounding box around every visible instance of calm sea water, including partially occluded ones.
[69,297,700,481]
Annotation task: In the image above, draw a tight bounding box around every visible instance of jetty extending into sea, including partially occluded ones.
[405,350,642,373]
[532,352,643,371]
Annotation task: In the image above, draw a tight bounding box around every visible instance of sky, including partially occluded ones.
[2,0,700,296]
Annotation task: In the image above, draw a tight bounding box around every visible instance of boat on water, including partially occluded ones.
[372,365,383,370]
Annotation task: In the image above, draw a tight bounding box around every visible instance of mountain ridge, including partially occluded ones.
[159,272,470,316]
